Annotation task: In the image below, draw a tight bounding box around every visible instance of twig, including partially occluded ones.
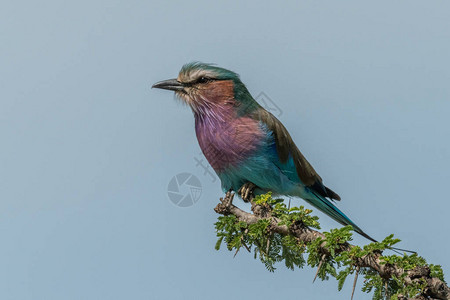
[351,266,359,300]
[214,192,450,300]
[313,254,327,283]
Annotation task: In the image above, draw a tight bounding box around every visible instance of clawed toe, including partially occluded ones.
[238,182,256,202]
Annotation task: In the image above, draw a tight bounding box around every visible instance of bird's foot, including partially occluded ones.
[237,182,256,202]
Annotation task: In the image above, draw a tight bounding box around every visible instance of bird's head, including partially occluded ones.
[152,62,255,114]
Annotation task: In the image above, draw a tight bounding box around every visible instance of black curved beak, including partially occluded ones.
[151,79,185,92]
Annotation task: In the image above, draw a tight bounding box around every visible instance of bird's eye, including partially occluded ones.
[197,76,211,84]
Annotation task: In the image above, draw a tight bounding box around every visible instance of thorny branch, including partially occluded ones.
[214,191,449,300]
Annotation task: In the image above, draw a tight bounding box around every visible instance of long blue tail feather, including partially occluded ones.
[305,190,415,254]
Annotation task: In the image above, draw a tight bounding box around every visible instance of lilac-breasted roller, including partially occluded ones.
[153,62,392,244]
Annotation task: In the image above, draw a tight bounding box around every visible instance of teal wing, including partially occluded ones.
[253,108,341,201]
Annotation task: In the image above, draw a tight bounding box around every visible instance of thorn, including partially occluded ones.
[242,241,251,253]
[241,235,251,253]
[313,254,327,283]
[385,280,389,300]
[266,238,271,254]
[351,266,360,300]
[233,247,240,258]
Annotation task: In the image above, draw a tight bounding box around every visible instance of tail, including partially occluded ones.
[303,191,415,254]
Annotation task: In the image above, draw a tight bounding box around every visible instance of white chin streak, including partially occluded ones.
[175,91,208,115]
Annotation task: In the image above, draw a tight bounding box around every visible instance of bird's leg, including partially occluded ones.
[237,182,256,202]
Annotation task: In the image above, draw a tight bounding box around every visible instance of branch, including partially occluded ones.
[214,192,449,300]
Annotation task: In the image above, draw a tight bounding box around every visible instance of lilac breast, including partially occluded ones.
[195,111,265,172]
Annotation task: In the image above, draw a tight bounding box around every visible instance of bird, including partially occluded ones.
[152,62,409,250]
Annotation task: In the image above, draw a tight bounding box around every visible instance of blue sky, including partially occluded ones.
[1,1,449,299]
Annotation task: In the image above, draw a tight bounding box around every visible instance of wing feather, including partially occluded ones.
[253,109,341,201]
